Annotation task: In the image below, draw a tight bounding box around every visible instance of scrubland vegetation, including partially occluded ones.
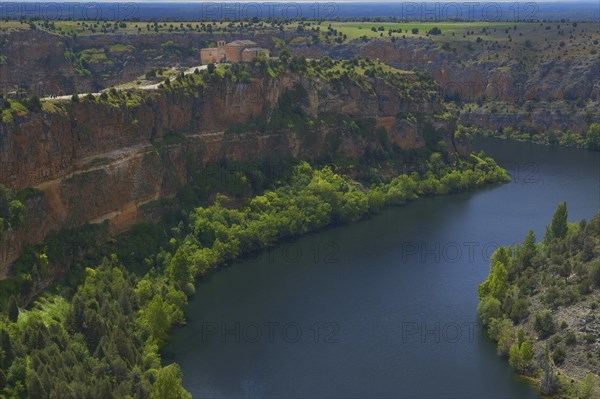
[479,203,600,398]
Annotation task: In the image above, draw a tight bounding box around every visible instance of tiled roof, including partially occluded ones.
[226,40,258,47]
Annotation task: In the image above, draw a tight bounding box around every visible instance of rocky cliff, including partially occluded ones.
[289,38,600,135]
[0,29,276,96]
[3,27,598,136]
[0,62,459,277]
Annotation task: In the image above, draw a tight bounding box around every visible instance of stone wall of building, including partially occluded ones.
[200,40,267,64]
[242,48,269,62]
[200,48,225,64]
[225,45,244,63]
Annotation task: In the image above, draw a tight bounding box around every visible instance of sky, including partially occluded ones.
[3,0,600,2]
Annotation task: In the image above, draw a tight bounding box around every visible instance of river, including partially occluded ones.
[163,137,600,398]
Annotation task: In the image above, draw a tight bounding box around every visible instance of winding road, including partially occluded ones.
[41,64,210,101]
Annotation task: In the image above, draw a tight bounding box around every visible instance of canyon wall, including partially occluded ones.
[3,29,598,134]
[0,69,457,277]
[0,30,276,95]
[289,40,600,134]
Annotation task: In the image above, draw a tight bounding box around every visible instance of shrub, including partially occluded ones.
[578,373,595,399]
[564,331,577,345]
[534,311,556,339]
[510,298,530,323]
[552,345,566,365]
[145,69,157,79]
[22,94,42,112]
[583,333,595,344]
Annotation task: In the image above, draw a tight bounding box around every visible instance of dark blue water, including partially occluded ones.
[164,137,600,398]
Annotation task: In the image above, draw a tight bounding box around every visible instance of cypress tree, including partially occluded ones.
[550,202,568,240]
[27,370,47,399]
[521,230,539,269]
[540,345,557,395]
[0,327,13,367]
[7,296,18,323]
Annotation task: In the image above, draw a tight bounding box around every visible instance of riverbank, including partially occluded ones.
[164,136,599,398]
[473,124,600,152]
[478,204,600,398]
[0,153,509,398]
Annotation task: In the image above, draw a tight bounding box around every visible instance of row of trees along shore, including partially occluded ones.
[479,203,600,399]
[0,154,509,398]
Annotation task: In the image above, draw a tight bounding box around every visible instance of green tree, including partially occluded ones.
[477,296,502,326]
[490,247,512,271]
[22,95,42,112]
[518,340,534,372]
[578,373,596,399]
[150,364,191,399]
[517,328,525,346]
[540,346,557,395]
[7,295,19,322]
[169,247,193,287]
[0,327,13,368]
[27,370,47,399]
[144,296,171,344]
[5,356,26,388]
[509,297,530,323]
[52,380,75,399]
[549,202,568,240]
[508,343,520,370]
[534,311,556,339]
[585,123,600,151]
[478,262,509,301]
[518,230,539,269]
[489,318,514,357]
[279,49,290,63]
[552,345,566,365]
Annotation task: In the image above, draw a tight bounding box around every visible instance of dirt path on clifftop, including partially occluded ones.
[42,65,210,100]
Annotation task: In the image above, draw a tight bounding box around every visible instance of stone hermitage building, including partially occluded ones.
[200,40,269,64]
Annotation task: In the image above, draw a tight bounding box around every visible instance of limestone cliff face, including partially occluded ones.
[0,30,81,95]
[290,39,600,103]
[4,29,597,134]
[0,69,458,277]
[456,101,598,135]
[0,30,196,94]
[289,40,600,134]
